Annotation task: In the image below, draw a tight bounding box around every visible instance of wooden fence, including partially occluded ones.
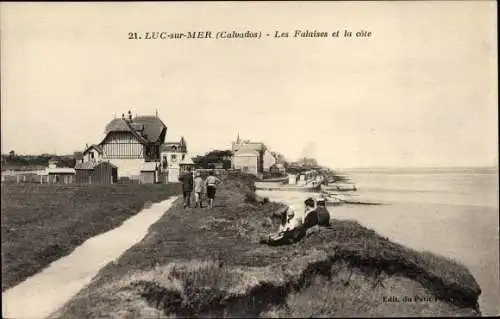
[1,173,75,184]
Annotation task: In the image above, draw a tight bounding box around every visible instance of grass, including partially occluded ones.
[50,174,481,317]
[1,183,181,291]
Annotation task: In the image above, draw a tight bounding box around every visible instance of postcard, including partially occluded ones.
[1,1,498,318]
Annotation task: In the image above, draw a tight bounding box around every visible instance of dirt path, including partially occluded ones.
[2,196,179,319]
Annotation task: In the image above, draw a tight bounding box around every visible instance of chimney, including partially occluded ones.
[128,110,132,121]
[121,113,125,120]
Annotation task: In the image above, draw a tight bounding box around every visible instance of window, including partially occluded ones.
[90,152,94,159]
[182,154,186,160]
[171,154,177,162]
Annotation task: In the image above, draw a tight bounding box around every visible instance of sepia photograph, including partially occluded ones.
[1,1,498,318]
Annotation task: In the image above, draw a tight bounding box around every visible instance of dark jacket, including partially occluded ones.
[179,172,194,191]
[316,206,331,226]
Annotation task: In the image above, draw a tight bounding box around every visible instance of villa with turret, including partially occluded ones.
[80,111,193,183]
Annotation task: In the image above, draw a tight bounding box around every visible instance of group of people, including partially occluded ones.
[261,195,332,246]
[178,168,221,209]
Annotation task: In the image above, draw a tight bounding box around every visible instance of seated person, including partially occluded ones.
[302,197,322,237]
[278,205,303,233]
[263,205,304,245]
[262,198,327,246]
[315,196,331,227]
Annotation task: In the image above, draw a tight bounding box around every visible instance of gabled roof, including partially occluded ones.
[103,115,167,144]
[83,144,103,155]
[232,141,265,152]
[133,116,167,143]
[75,161,117,170]
[234,148,259,157]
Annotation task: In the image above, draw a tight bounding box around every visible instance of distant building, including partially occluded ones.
[233,148,259,174]
[231,133,276,173]
[82,145,103,163]
[262,150,277,172]
[160,137,188,183]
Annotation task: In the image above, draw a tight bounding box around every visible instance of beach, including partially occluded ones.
[257,167,499,316]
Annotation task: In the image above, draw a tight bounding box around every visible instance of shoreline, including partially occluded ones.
[50,174,482,318]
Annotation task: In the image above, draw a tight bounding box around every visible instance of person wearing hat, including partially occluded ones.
[261,204,304,245]
[315,195,332,227]
[193,171,204,208]
[277,205,304,233]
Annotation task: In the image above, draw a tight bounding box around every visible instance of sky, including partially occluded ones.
[1,2,497,169]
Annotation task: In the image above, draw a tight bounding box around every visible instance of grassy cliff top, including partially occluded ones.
[51,174,482,318]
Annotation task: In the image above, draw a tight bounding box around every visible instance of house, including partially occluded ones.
[82,145,103,163]
[75,161,118,184]
[233,148,259,175]
[81,110,167,180]
[262,150,277,172]
[231,133,276,173]
[160,137,188,183]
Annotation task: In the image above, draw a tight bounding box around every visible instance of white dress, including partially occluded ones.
[279,205,304,232]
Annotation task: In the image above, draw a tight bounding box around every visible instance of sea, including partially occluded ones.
[256,167,499,316]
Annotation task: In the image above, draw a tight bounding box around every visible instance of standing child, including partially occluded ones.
[193,171,204,208]
[204,170,221,209]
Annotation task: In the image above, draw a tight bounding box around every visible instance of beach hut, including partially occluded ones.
[139,162,159,184]
[75,161,118,184]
